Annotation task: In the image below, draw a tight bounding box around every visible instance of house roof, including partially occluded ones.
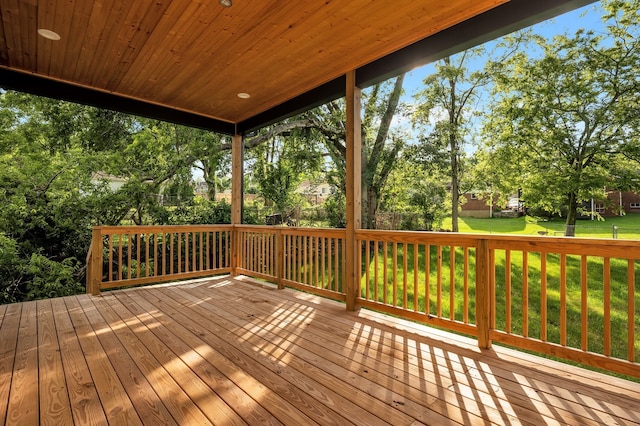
[0,0,596,135]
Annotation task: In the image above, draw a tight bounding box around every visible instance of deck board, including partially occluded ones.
[1,275,639,425]
[7,301,38,425]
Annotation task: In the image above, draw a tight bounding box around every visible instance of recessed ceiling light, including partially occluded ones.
[37,29,61,41]
[237,93,250,99]
[219,0,232,7]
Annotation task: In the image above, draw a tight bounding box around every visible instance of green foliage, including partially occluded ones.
[381,158,449,230]
[167,199,232,225]
[480,1,640,235]
[0,234,25,304]
[324,191,347,228]
[25,254,83,300]
[0,91,232,303]
[413,50,493,231]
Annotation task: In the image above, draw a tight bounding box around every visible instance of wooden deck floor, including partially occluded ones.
[1,276,639,426]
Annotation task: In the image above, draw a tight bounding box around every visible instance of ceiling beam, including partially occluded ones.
[0,67,235,134]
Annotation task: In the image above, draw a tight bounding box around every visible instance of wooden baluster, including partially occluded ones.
[383,242,388,305]
[506,250,511,333]
[393,242,398,307]
[364,239,370,300]
[523,251,529,338]
[627,259,635,362]
[321,237,326,290]
[118,233,123,281]
[144,232,149,278]
[191,231,196,272]
[136,232,141,279]
[463,247,469,323]
[374,241,379,303]
[127,232,132,279]
[581,254,588,351]
[603,257,611,356]
[297,235,302,284]
[437,245,442,317]
[425,244,430,315]
[403,243,408,309]
[176,232,182,274]
[108,233,113,282]
[315,236,320,287]
[560,253,567,346]
[413,243,419,312]
[226,230,231,269]
[490,248,496,329]
[450,245,455,321]
[277,231,284,289]
[334,238,339,292]
[541,252,548,342]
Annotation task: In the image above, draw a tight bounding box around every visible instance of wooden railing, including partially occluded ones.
[356,230,480,337]
[87,225,639,378]
[355,230,639,378]
[87,225,233,294]
[236,225,346,302]
[487,235,639,378]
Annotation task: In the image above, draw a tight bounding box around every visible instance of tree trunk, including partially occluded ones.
[205,171,217,201]
[451,173,459,232]
[363,186,378,229]
[448,61,460,233]
[565,191,578,237]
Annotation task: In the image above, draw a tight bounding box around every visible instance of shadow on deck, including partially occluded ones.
[1,275,638,425]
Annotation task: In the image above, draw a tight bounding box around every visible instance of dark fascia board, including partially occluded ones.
[237,0,598,134]
[0,67,236,134]
[356,0,599,87]
[237,76,346,134]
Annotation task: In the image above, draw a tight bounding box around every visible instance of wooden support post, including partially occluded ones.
[345,70,362,311]
[90,228,102,296]
[231,133,243,276]
[476,239,492,349]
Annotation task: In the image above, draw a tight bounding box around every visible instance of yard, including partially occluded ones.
[445,214,640,239]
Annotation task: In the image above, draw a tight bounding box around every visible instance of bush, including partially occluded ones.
[26,254,83,300]
[167,198,231,224]
[324,191,346,228]
[0,234,26,304]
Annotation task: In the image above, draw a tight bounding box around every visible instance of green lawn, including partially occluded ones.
[442,214,640,239]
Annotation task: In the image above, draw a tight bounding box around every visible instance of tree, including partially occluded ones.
[252,137,307,215]
[411,40,525,231]
[481,1,640,235]
[306,75,407,229]
[382,157,449,230]
[0,91,233,301]
[236,75,407,229]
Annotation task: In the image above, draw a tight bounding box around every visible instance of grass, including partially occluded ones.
[442,214,640,239]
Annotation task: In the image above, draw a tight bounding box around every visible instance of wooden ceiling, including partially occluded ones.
[0,0,596,134]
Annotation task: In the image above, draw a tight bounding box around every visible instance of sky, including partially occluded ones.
[403,2,607,98]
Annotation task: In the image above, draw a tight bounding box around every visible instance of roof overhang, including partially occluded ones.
[0,0,597,135]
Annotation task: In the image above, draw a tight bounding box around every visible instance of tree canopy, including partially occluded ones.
[478,0,640,235]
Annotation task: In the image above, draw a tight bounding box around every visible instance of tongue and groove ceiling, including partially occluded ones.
[0,0,596,134]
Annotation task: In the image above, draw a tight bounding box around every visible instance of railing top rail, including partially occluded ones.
[94,224,234,233]
[356,229,482,247]
[235,224,346,238]
[356,229,640,258]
